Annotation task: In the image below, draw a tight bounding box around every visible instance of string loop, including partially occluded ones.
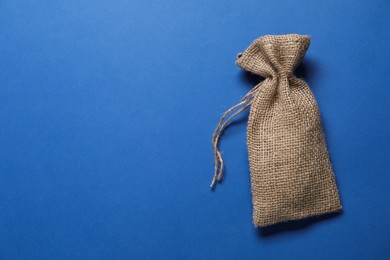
[210,84,261,189]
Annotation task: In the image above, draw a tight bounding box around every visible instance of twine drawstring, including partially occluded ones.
[210,84,261,189]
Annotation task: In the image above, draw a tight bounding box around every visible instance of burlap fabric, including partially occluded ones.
[211,34,342,227]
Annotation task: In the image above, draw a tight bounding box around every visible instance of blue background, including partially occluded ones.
[0,0,389,259]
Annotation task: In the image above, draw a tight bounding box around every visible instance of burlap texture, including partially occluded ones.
[212,34,342,227]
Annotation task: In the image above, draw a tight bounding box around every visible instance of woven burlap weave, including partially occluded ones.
[211,34,342,227]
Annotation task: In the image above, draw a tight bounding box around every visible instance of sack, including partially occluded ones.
[211,34,342,227]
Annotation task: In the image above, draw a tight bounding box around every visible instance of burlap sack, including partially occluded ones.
[211,34,342,227]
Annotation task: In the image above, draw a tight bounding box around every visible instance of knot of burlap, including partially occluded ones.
[211,34,342,227]
[236,34,310,78]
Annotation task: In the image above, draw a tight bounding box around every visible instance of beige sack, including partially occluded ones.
[211,34,342,227]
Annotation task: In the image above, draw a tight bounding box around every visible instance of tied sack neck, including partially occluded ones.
[210,34,311,188]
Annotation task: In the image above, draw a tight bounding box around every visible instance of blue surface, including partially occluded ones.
[0,0,389,259]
